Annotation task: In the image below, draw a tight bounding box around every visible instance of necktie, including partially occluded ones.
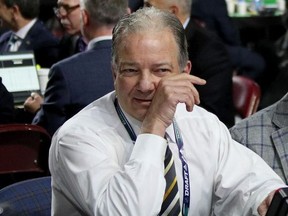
[159,145,181,216]
[7,34,21,52]
[77,36,87,52]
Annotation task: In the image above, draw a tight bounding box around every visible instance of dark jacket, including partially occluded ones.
[0,77,14,124]
[185,19,235,127]
[0,20,59,68]
[33,40,114,135]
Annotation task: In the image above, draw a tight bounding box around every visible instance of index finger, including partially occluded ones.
[187,74,206,86]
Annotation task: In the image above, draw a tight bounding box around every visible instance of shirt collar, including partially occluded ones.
[87,35,112,50]
[183,17,190,29]
[14,19,37,40]
[113,94,142,137]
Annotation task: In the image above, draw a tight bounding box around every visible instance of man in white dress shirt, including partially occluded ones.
[49,7,287,216]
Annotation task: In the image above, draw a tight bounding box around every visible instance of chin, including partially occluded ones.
[132,110,147,122]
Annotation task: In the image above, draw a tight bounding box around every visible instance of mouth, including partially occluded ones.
[133,98,152,105]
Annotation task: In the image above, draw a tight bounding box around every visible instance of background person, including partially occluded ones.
[230,92,288,184]
[0,0,59,68]
[24,0,129,136]
[0,77,14,124]
[19,0,85,124]
[53,0,88,60]
[191,0,266,80]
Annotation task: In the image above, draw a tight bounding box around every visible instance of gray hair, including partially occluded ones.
[80,0,128,27]
[112,7,189,70]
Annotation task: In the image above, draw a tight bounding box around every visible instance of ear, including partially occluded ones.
[11,4,20,19]
[126,7,131,15]
[81,9,89,26]
[169,5,179,15]
[183,61,192,74]
[11,4,19,13]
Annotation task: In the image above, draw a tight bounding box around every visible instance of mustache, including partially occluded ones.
[60,19,70,26]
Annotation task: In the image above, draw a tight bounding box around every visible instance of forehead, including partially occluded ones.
[119,30,178,57]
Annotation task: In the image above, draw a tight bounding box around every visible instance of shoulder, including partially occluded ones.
[48,54,83,82]
[30,20,49,33]
[185,20,227,57]
[51,49,103,71]
[0,31,12,44]
[28,20,59,43]
[229,104,276,143]
[175,103,222,129]
[174,104,235,157]
[186,20,217,42]
[87,40,112,57]
[56,92,117,136]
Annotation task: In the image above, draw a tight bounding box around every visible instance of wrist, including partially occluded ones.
[141,118,167,137]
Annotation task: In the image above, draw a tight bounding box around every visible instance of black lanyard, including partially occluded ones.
[114,98,190,215]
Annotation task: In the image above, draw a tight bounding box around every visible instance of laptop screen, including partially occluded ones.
[0,52,40,104]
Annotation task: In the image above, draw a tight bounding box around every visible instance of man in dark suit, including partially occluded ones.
[144,0,235,127]
[0,77,14,124]
[0,0,59,68]
[230,92,288,184]
[24,0,129,136]
[54,0,87,60]
[191,0,266,80]
[191,0,240,47]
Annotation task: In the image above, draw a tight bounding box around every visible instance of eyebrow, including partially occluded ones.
[120,62,174,69]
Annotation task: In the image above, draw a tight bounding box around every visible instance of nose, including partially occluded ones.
[58,11,67,18]
[136,72,155,92]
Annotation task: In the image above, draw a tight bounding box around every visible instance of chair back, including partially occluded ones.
[0,176,51,216]
[0,124,51,174]
[232,75,261,119]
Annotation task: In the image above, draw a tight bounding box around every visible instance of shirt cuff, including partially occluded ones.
[130,134,167,169]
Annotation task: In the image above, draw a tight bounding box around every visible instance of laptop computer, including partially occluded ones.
[0,51,41,105]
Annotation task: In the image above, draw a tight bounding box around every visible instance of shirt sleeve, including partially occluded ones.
[50,131,167,216]
[213,121,285,216]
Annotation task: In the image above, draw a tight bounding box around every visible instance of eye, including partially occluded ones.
[159,68,170,72]
[122,68,137,73]
[154,68,171,76]
[119,68,139,76]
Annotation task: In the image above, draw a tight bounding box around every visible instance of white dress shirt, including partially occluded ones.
[49,91,286,216]
[9,19,37,51]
